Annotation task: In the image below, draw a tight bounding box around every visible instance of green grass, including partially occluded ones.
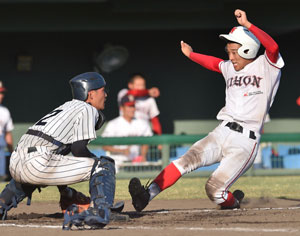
[1,175,300,202]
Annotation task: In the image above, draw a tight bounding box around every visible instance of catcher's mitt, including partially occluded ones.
[59,187,90,214]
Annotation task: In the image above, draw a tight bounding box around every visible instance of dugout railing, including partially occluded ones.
[89,133,300,179]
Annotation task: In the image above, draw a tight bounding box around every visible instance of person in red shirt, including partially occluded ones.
[296,96,300,106]
[118,73,162,135]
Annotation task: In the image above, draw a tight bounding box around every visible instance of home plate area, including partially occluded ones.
[1,198,300,236]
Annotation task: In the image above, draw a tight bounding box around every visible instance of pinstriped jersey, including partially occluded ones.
[17,99,99,151]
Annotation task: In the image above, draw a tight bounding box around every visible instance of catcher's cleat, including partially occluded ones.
[128,177,150,212]
[62,204,129,230]
[220,189,245,210]
[60,187,91,214]
[63,205,108,230]
[110,212,130,222]
[111,201,125,213]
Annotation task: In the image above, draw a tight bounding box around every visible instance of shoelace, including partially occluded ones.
[144,179,152,190]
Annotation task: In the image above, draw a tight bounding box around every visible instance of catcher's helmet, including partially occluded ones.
[69,72,106,101]
[219,26,260,59]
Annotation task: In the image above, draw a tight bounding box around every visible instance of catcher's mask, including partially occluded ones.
[219,26,260,59]
[69,72,106,101]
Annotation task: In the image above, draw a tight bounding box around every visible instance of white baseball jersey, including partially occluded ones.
[9,99,99,186]
[0,105,14,176]
[101,116,152,172]
[173,51,284,205]
[0,105,14,148]
[102,116,152,159]
[117,89,160,120]
[217,52,284,133]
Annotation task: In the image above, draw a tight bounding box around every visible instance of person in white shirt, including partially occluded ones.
[128,9,284,212]
[102,94,153,173]
[117,73,162,135]
[0,81,14,181]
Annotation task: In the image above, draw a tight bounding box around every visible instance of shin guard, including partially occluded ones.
[0,179,37,220]
[63,156,116,230]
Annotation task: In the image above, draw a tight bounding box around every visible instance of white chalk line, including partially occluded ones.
[126,226,299,233]
[0,223,61,229]
[0,223,298,233]
[156,206,300,214]
[1,206,300,232]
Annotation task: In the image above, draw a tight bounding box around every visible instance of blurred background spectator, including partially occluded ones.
[117,73,162,135]
[101,94,153,173]
[0,81,14,181]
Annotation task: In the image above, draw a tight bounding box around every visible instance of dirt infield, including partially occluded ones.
[1,197,300,236]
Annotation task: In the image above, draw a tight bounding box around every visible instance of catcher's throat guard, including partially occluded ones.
[95,111,105,130]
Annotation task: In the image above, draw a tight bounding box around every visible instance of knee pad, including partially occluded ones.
[205,176,226,204]
[205,179,216,202]
[0,180,37,220]
[99,155,115,167]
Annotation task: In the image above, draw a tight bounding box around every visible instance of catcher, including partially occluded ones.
[0,72,126,229]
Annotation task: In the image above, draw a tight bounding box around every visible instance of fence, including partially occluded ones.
[89,133,300,179]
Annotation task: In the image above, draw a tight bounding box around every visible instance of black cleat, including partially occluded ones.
[233,189,244,207]
[111,201,125,213]
[128,178,150,212]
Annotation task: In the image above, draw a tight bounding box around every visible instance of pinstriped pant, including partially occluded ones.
[9,148,95,186]
[173,121,260,204]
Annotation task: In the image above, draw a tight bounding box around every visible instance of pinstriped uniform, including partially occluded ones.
[9,99,99,186]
